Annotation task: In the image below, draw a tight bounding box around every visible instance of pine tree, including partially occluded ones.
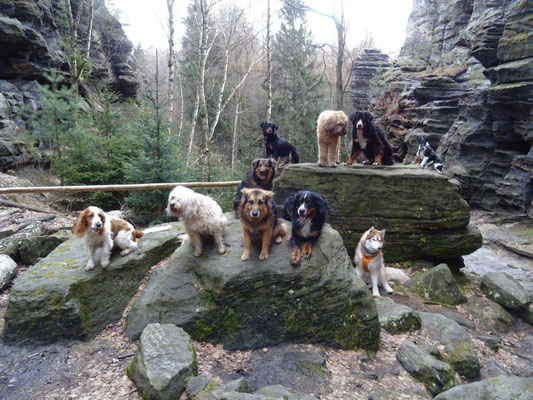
[272,0,325,162]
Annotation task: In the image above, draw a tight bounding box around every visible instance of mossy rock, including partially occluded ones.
[273,164,482,262]
[434,375,533,400]
[405,264,467,306]
[374,297,421,334]
[126,216,381,351]
[2,223,183,343]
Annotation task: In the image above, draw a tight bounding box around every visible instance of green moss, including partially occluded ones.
[222,308,238,344]
[447,341,479,379]
[49,293,63,310]
[126,358,135,381]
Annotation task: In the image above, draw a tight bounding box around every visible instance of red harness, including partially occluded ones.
[361,250,378,272]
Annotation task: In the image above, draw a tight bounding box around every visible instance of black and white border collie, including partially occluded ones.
[283,190,328,266]
[414,136,443,173]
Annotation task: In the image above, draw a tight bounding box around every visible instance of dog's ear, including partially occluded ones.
[380,229,386,238]
[348,112,357,125]
[184,198,199,219]
[273,123,278,131]
[263,190,274,199]
[239,188,251,209]
[283,193,295,214]
[252,158,260,169]
[72,208,90,237]
[241,188,252,196]
[260,122,266,129]
[325,117,337,132]
[268,158,277,169]
[366,112,374,122]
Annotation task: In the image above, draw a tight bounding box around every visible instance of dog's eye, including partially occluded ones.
[258,200,264,206]
[248,200,254,205]
[88,212,94,218]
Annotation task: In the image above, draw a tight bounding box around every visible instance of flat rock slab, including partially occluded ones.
[19,228,73,265]
[481,272,530,310]
[0,222,47,262]
[128,323,197,400]
[433,376,533,400]
[420,312,480,379]
[273,163,482,262]
[406,264,467,305]
[2,223,182,344]
[374,297,421,334]
[126,217,380,351]
[396,340,455,396]
[0,254,17,289]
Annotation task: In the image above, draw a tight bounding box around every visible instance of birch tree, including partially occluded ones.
[266,0,272,121]
[167,0,176,133]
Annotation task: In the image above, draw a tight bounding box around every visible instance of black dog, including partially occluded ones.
[260,122,300,164]
[346,111,394,166]
[233,158,277,217]
[283,190,327,266]
[414,136,443,173]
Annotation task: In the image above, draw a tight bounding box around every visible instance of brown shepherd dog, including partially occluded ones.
[233,158,276,217]
[238,188,286,261]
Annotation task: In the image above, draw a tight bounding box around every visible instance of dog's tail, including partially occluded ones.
[385,267,409,283]
[290,148,300,163]
[133,230,144,239]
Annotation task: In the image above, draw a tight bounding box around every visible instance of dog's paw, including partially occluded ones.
[372,162,382,166]
[317,163,326,167]
[385,286,394,294]
[241,253,249,261]
[275,236,283,244]
[259,251,269,260]
[329,164,337,168]
[290,257,300,266]
[101,261,109,269]
[194,250,203,257]
[85,263,95,272]
[372,292,381,298]
[120,249,133,257]
[217,245,226,254]
[302,251,312,259]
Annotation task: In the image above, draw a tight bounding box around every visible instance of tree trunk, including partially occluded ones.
[167,0,175,134]
[187,88,200,166]
[84,0,94,59]
[198,0,211,181]
[266,0,272,121]
[231,94,241,173]
[177,60,184,141]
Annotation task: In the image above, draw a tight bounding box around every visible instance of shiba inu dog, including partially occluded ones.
[354,226,394,297]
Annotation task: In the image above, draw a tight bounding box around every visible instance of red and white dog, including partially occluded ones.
[73,206,144,271]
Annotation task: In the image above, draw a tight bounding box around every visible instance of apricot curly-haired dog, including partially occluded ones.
[167,185,227,257]
[73,206,143,271]
[317,110,348,168]
[238,188,286,261]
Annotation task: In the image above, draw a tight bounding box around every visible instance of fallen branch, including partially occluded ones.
[13,215,56,225]
[0,200,54,213]
[0,209,18,221]
[117,353,135,360]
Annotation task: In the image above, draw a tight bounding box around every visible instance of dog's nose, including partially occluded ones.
[251,210,260,218]
[298,209,305,216]
[356,121,363,128]
[95,222,102,228]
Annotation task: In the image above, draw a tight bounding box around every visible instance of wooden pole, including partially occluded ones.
[0,181,241,195]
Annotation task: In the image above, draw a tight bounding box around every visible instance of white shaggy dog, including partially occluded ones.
[73,206,144,271]
[167,185,227,257]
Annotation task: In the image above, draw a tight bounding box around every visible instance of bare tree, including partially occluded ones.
[266,0,272,121]
[231,92,242,172]
[176,59,184,141]
[167,0,176,133]
[187,88,200,166]
[84,0,95,59]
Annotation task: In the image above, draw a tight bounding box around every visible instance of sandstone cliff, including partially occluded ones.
[0,0,139,170]
[360,0,532,215]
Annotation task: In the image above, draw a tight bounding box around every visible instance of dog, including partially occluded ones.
[261,121,300,164]
[238,188,286,261]
[167,185,227,257]
[316,110,348,168]
[346,111,394,166]
[413,136,444,173]
[73,206,144,271]
[283,190,328,266]
[354,226,394,297]
[233,158,276,217]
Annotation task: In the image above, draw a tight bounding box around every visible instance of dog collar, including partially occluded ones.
[361,249,378,272]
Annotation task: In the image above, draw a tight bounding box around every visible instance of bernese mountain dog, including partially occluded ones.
[283,190,328,266]
[260,121,300,164]
[346,111,394,166]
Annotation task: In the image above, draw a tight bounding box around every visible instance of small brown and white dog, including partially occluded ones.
[316,110,348,168]
[354,226,394,297]
[238,188,286,261]
[167,185,227,257]
[73,206,144,271]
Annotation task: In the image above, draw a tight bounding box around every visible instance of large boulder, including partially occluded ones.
[128,323,197,400]
[374,297,421,334]
[0,222,47,262]
[126,217,381,351]
[396,340,456,396]
[433,376,533,400]
[18,228,72,265]
[2,223,182,343]
[405,264,467,305]
[420,312,480,379]
[273,164,482,262]
[480,272,530,311]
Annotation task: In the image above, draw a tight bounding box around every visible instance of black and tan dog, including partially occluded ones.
[347,111,394,166]
[283,190,328,266]
[233,158,277,217]
[261,121,300,164]
[239,188,286,261]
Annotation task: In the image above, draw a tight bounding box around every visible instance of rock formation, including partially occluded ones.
[0,0,139,170]
[274,163,482,262]
[350,49,390,111]
[2,223,181,344]
[363,0,532,216]
[126,217,381,351]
